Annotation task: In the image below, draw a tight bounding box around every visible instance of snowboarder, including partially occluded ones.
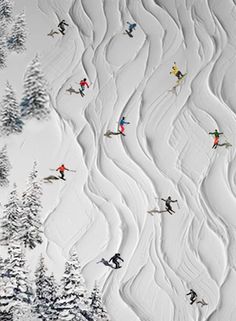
[119,117,130,135]
[127,22,137,34]
[79,78,89,96]
[209,129,223,149]
[186,289,198,305]
[56,164,69,180]
[170,62,184,80]
[109,253,124,269]
[161,196,178,214]
[58,20,69,35]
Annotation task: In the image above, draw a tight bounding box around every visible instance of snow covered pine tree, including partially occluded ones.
[7,12,26,53]
[89,283,110,321]
[0,242,33,320]
[56,252,89,321]
[0,82,23,136]
[21,55,50,120]
[0,145,11,187]
[0,0,13,23]
[1,184,23,245]
[21,162,43,249]
[34,255,58,321]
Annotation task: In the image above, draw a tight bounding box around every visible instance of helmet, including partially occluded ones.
[116,253,120,256]
[83,78,87,81]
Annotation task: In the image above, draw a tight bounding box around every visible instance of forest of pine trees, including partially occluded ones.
[0,1,50,134]
[0,249,110,321]
[0,55,50,137]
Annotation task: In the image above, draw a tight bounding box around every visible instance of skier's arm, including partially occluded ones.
[119,257,124,262]
[109,257,113,262]
[161,198,166,202]
[186,292,191,296]
[219,132,223,135]
[56,167,60,171]
[85,82,89,88]
[127,22,131,26]
[64,22,69,26]
[124,121,130,124]
[208,132,214,135]
[171,200,177,203]
[65,167,69,171]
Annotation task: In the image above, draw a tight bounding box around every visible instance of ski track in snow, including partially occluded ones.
[2,0,236,320]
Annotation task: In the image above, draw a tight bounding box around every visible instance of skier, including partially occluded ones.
[56,164,69,180]
[79,78,89,96]
[170,62,184,80]
[209,129,223,149]
[119,117,130,135]
[127,22,137,34]
[58,20,69,35]
[186,289,198,305]
[161,196,178,214]
[109,253,124,269]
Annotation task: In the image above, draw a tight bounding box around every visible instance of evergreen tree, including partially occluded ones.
[56,253,89,321]
[34,256,58,321]
[7,13,26,53]
[1,184,23,245]
[21,55,50,120]
[21,162,43,249]
[0,82,23,136]
[0,0,13,22]
[89,283,110,321]
[0,35,7,68]
[0,145,11,187]
[6,243,34,305]
[0,243,33,319]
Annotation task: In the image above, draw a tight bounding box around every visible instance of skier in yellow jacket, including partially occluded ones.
[170,62,184,80]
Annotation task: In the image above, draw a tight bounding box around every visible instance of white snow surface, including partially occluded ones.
[1,0,236,320]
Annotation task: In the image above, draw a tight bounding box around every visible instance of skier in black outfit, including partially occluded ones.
[109,253,124,269]
[186,289,198,305]
[58,20,69,35]
[161,196,178,214]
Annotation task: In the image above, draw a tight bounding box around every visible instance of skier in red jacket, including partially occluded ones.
[80,78,89,93]
[56,164,69,180]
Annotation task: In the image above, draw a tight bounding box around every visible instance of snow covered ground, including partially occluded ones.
[1,0,236,320]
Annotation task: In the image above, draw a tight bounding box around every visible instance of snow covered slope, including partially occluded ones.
[1,0,236,320]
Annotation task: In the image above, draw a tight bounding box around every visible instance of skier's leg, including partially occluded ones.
[60,171,64,179]
[120,125,125,133]
[114,260,120,269]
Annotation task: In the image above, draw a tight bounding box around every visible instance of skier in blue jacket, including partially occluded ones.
[127,22,137,34]
[119,117,130,134]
